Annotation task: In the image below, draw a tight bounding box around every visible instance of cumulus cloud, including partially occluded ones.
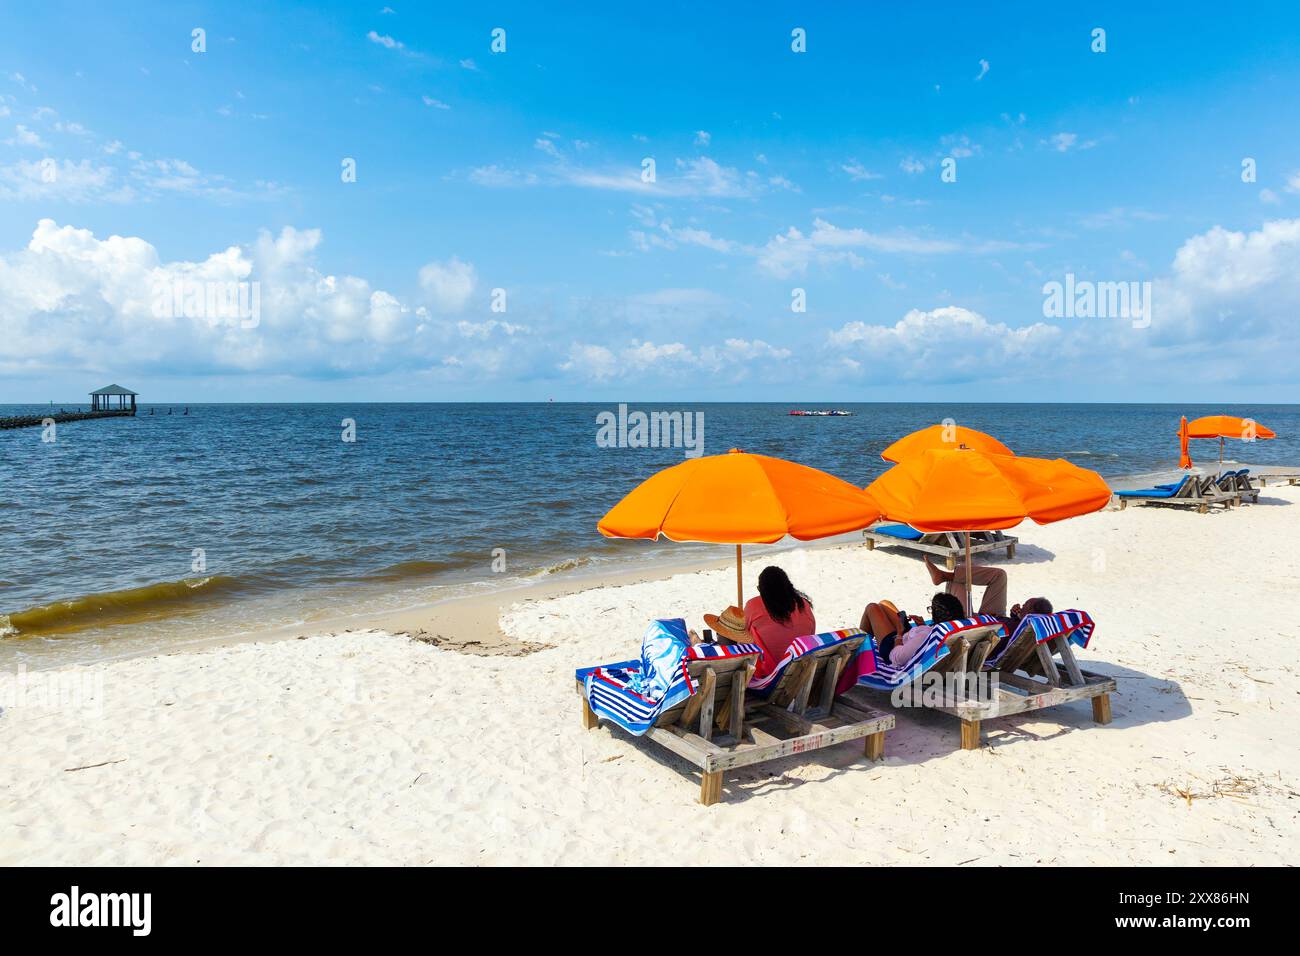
[824,219,1300,389]
[0,220,505,379]
[418,256,477,312]
[562,337,791,382]
[828,307,1065,380]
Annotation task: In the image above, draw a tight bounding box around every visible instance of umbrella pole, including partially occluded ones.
[736,544,743,607]
[965,532,973,616]
[1220,436,1224,468]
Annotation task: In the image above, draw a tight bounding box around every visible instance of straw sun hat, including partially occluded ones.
[703,605,750,641]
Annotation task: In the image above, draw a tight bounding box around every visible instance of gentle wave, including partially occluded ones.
[528,555,593,576]
[1,575,250,638]
[359,559,465,582]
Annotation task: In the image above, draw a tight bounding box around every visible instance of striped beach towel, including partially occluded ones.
[987,610,1096,667]
[844,615,1007,692]
[746,628,871,699]
[577,640,763,736]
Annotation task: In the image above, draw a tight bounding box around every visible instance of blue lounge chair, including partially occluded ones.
[1116,474,1234,512]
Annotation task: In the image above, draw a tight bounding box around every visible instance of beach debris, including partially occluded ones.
[1157,769,1274,807]
[64,758,126,772]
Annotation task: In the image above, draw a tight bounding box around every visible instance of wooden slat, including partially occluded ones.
[697,668,717,741]
[1033,642,1061,687]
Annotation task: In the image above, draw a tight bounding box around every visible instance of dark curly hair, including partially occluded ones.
[757,566,810,624]
[929,592,966,624]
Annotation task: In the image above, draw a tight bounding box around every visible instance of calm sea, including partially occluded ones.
[3,402,1298,664]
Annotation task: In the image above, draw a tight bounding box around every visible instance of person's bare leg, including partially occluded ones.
[946,565,1009,617]
[861,603,900,638]
[923,555,951,586]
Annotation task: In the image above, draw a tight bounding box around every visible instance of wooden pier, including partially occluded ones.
[1,383,139,430]
[1,408,135,430]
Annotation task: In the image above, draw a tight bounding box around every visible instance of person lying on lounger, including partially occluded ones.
[859,592,966,667]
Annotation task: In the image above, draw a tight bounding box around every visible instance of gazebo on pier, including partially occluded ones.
[90,384,138,413]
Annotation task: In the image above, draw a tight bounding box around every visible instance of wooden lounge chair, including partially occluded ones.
[971,611,1115,747]
[840,614,1115,750]
[862,523,1016,569]
[1115,474,1230,513]
[577,634,893,806]
[1199,474,1241,508]
[1222,469,1259,502]
[839,618,1005,750]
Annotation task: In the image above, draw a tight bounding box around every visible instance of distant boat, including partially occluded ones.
[788,409,853,417]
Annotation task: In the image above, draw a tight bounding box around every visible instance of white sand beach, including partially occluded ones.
[3,480,1299,866]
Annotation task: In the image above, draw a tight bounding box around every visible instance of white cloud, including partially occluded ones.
[367,31,404,50]
[418,256,477,312]
[561,337,790,382]
[457,318,526,338]
[534,137,562,159]
[422,95,450,110]
[556,156,758,199]
[822,219,1300,389]
[840,160,882,181]
[756,219,1021,277]
[694,130,711,147]
[0,159,120,202]
[899,156,925,174]
[1169,219,1300,295]
[459,58,479,71]
[8,124,47,148]
[828,307,1062,379]
[468,165,537,187]
[1045,132,1096,153]
[975,59,989,81]
[1285,171,1300,194]
[0,220,443,376]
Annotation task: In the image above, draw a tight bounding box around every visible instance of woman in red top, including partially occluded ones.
[743,566,816,680]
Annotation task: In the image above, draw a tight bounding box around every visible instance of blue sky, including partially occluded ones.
[2,1,1299,402]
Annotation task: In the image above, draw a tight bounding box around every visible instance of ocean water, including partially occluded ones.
[3,401,1298,664]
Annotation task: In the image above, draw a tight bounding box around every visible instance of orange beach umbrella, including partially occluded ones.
[599,449,881,605]
[865,449,1111,612]
[1186,415,1276,467]
[881,424,1013,463]
[1178,416,1193,470]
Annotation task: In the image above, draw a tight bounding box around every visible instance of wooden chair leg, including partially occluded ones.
[581,697,600,730]
[864,730,885,761]
[700,771,722,806]
[960,719,981,750]
[1092,693,1112,725]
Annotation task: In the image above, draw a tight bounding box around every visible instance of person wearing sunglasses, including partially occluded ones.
[859,592,966,667]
